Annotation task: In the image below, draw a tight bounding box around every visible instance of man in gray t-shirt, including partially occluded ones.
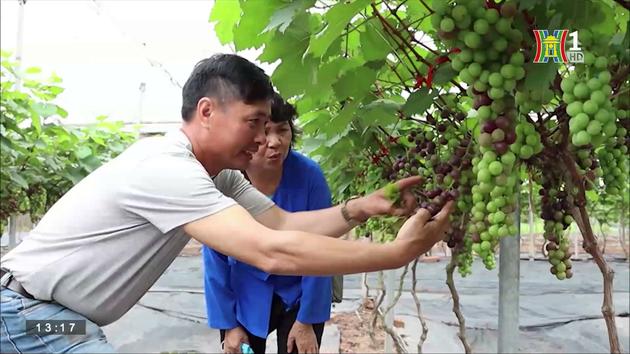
[0,54,452,353]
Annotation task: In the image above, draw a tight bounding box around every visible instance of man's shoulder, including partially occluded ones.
[124,133,198,169]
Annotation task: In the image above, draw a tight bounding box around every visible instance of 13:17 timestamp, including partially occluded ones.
[26,320,86,335]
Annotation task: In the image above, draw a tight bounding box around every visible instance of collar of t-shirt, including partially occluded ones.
[166,129,219,179]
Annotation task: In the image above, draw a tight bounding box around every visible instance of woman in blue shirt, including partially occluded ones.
[203,93,333,354]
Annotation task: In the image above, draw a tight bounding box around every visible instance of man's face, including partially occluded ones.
[209,99,270,171]
[250,121,293,170]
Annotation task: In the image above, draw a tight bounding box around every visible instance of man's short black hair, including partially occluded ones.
[270,92,300,145]
[181,54,274,121]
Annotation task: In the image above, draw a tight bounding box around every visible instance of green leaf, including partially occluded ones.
[589,0,617,35]
[80,155,102,172]
[586,189,599,203]
[64,167,86,185]
[209,0,241,45]
[56,106,68,118]
[360,19,392,61]
[611,32,625,46]
[332,66,377,100]
[307,0,371,58]
[9,171,28,189]
[272,54,318,98]
[32,102,57,118]
[258,13,311,63]
[233,0,284,50]
[323,100,360,137]
[552,0,607,29]
[402,88,437,116]
[299,109,331,135]
[406,0,429,19]
[75,146,92,160]
[25,67,41,74]
[0,136,14,151]
[300,136,327,156]
[523,62,558,91]
[359,99,401,127]
[518,0,540,10]
[324,126,351,147]
[264,0,315,33]
[432,64,458,85]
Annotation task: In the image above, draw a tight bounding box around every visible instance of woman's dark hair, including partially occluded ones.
[270,92,301,145]
[181,54,274,121]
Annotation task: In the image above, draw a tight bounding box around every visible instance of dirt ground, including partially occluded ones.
[328,300,387,354]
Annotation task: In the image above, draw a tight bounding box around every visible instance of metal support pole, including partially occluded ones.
[384,268,396,353]
[8,214,18,250]
[528,179,535,261]
[498,191,520,353]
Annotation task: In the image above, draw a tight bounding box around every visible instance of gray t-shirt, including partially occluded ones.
[1,130,274,326]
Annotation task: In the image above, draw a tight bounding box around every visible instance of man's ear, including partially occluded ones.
[197,97,216,128]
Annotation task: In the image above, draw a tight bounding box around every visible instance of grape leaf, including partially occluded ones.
[432,64,458,85]
[360,19,392,61]
[258,14,311,63]
[208,0,241,45]
[264,0,315,33]
[332,66,377,100]
[307,0,371,58]
[402,88,437,116]
[523,63,558,91]
[233,0,284,50]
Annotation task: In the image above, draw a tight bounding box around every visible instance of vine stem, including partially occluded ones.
[371,270,386,344]
[446,247,472,353]
[559,151,622,354]
[381,264,410,353]
[411,258,429,353]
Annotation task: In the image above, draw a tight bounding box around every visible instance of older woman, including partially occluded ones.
[203,93,336,354]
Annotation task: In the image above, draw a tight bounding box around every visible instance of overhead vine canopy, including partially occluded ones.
[211,1,628,352]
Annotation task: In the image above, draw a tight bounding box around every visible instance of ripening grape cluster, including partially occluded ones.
[538,176,574,280]
[432,0,527,270]
[350,0,627,282]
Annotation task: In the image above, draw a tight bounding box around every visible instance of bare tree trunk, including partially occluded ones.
[571,206,621,354]
[411,259,429,353]
[370,270,386,345]
[446,254,472,354]
[382,265,410,354]
[619,210,629,260]
[560,146,621,353]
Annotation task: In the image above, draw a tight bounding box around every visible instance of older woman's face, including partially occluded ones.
[250,121,292,169]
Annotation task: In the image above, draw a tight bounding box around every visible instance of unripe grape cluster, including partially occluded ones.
[598,141,629,196]
[561,53,618,148]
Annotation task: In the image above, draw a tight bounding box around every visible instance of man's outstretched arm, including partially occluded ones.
[254,176,423,237]
[183,201,452,276]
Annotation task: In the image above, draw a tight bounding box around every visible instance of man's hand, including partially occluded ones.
[347,176,423,222]
[287,321,319,354]
[395,201,454,259]
[223,326,249,354]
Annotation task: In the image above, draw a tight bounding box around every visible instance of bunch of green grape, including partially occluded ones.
[598,140,629,196]
[561,53,617,148]
[516,87,555,115]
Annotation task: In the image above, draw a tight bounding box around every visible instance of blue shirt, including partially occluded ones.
[202,150,333,338]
